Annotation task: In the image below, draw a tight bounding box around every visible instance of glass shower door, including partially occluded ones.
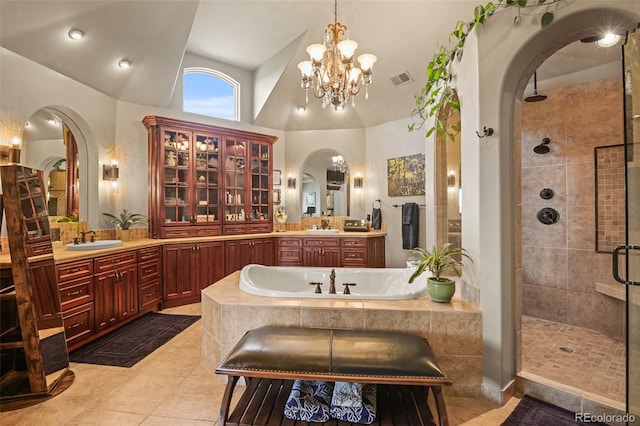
[614,27,640,425]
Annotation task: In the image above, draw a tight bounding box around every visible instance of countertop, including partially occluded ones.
[0,229,386,267]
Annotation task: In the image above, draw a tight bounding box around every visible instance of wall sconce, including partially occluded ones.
[447,173,456,188]
[287,176,296,189]
[353,176,364,189]
[0,144,20,165]
[103,160,119,183]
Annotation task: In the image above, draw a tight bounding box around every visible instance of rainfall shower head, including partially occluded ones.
[525,71,547,102]
[534,137,551,154]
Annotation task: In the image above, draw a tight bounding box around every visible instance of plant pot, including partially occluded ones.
[119,229,131,242]
[427,277,455,303]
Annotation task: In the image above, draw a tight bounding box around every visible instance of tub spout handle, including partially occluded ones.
[329,269,336,294]
[310,282,323,294]
[343,283,357,295]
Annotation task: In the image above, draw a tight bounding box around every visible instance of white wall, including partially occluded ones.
[284,128,366,222]
[365,117,430,267]
[0,47,117,227]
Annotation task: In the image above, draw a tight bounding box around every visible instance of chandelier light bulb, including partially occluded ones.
[358,53,377,71]
[337,40,358,60]
[298,61,313,77]
[306,44,326,62]
[348,67,361,83]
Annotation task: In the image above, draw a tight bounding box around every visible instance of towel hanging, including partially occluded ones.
[371,199,382,230]
[401,203,419,250]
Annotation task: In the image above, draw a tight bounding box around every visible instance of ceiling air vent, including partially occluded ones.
[390,71,413,87]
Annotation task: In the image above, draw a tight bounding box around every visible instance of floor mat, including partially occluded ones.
[69,312,200,367]
[502,395,607,426]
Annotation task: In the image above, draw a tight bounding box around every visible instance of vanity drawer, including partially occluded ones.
[277,248,303,265]
[223,224,249,235]
[249,223,272,233]
[304,238,340,247]
[278,238,302,247]
[59,276,94,311]
[94,251,137,273]
[341,238,367,248]
[139,281,161,310]
[138,246,161,262]
[160,227,193,238]
[138,259,161,284]
[63,302,94,347]
[342,249,367,265]
[57,259,93,283]
[195,226,221,236]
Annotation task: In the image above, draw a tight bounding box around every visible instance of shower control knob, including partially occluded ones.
[539,188,554,200]
[537,208,559,225]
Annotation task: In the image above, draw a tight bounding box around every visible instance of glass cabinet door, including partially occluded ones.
[249,141,270,222]
[194,133,220,225]
[162,129,191,224]
[224,137,247,223]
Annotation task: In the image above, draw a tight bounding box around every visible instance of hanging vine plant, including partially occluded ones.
[409,0,562,139]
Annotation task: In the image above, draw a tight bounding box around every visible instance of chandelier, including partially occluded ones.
[332,155,348,173]
[297,0,377,111]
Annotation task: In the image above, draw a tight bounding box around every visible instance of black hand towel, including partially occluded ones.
[371,207,382,230]
[402,203,419,249]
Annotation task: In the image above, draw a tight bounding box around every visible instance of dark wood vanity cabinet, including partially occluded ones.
[162,241,225,308]
[276,236,386,268]
[93,251,138,332]
[224,238,274,275]
[303,238,342,267]
[144,116,277,239]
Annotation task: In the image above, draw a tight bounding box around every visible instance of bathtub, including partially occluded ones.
[239,264,429,300]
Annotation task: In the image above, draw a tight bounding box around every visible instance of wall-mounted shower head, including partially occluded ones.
[525,71,547,102]
[533,137,551,154]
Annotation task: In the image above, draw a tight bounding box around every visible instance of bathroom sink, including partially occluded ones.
[306,229,340,234]
[66,240,123,251]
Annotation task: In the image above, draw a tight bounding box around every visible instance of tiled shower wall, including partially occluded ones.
[519,79,625,339]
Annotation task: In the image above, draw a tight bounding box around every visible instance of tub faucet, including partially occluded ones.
[329,269,336,294]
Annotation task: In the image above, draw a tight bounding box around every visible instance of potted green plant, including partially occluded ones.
[408,243,472,303]
[103,210,147,241]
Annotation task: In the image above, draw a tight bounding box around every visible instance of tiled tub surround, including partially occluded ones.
[519,79,625,340]
[201,272,483,398]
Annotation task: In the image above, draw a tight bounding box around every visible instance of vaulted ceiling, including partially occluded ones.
[0,0,624,134]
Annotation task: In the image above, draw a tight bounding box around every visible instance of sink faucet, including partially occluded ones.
[321,220,330,230]
[79,230,96,243]
[329,269,336,294]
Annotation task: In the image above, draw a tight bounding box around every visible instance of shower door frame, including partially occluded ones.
[613,26,640,425]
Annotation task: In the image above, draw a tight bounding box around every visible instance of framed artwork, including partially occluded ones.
[387,153,426,196]
[273,188,281,205]
[305,192,316,206]
[273,169,282,186]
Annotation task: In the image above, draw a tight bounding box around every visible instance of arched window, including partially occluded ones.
[183,68,239,121]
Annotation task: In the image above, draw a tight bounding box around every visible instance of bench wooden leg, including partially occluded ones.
[431,386,449,426]
[219,375,240,424]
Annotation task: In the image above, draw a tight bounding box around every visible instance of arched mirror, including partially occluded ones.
[435,92,462,252]
[21,108,80,219]
[301,149,350,217]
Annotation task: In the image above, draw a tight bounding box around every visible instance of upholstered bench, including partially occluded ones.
[215,326,451,426]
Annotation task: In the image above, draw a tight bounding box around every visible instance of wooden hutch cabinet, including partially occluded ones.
[143,116,277,239]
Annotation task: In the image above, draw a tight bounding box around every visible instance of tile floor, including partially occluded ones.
[521,315,626,403]
[0,303,519,426]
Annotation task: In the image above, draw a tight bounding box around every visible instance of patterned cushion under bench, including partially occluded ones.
[215,326,452,426]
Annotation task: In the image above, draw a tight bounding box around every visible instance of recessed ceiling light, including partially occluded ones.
[596,33,620,48]
[117,59,131,69]
[68,28,85,40]
[47,118,57,125]
[296,105,306,113]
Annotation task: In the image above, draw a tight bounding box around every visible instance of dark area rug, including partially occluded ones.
[69,313,200,367]
[502,395,607,426]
